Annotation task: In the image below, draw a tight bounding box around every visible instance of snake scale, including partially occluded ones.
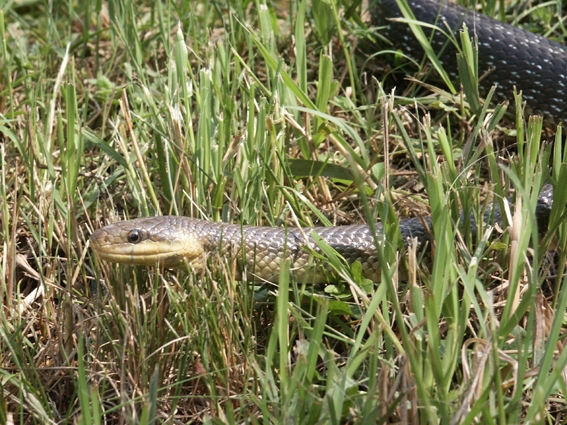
[90,0,559,283]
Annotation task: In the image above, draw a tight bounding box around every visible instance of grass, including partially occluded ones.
[1,0,567,423]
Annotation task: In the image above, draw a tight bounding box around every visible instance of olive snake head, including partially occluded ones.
[90,216,207,269]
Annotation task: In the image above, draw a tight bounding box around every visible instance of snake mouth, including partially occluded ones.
[94,250,187,267]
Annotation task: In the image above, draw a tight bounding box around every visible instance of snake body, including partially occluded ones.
[90,183,554,282]
[372,0,567,124]
[90,215,431,283]
[91,1,560,282]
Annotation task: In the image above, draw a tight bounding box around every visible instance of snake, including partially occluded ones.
[90,0,560,283]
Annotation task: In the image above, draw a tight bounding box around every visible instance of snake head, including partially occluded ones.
[90,216,206,269]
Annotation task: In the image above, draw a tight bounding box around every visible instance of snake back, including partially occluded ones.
[371,0,567,124]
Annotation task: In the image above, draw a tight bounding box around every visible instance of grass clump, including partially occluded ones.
[0,0,566,423]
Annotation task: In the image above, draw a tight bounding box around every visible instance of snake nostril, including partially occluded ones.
[127,229,143,244]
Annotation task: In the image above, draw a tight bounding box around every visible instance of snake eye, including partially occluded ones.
[127,229,143,244]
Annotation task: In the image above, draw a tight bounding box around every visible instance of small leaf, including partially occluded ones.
[288,159,354,180]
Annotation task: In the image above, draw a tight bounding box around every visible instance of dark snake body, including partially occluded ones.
[90,0,558,282]
[372,0,567,124]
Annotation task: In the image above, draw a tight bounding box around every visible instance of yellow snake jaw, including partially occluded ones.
[90,218,207,269]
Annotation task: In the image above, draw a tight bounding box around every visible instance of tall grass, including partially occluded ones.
[0,0,565,423]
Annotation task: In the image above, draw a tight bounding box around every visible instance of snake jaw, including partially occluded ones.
[90,219,207,268]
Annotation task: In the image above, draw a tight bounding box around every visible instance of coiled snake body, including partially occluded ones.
[91,0,560,282]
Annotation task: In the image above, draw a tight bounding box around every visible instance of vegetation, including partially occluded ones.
[1,0,566,423]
